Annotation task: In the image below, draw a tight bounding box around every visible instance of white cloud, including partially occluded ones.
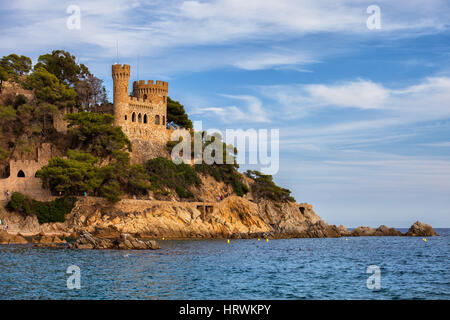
[191,95,270,124]
[1,0,449,73]
[259,76,450,126]
[233,51,316,71]
[305,80,389,109]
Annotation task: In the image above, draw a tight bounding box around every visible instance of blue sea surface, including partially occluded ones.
[0,229,449,299]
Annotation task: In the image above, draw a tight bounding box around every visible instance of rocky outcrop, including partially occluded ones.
[350,225,404,236]
[351,226,376,237]
[70,232,161,250]
[1,195,439,240]
[31,233,67,244]
[374,225,403,236]
[337,225,352,237]
[0,231,27,244]
[405,221,438,236]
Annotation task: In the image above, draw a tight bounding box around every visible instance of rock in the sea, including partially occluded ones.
[337,225,352,237]
[374,225,403,236]
[374,225,403,237]
[351,226,376,236]
[0,231,28,244]
[70,232,161,250]
[405,221,438,236]
[31,234,67,244]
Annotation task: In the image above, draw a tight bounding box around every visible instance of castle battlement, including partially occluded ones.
[10,159,39,166]
[132,79,168,98]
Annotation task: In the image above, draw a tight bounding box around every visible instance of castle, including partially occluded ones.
[111,64,169,143]
[0,64,175,200]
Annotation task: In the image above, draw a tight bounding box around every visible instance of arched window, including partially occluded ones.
[155,115,160,125]
[143,94,147,100]
[143,114,148,124]
[132,112,136,122]
[124,115,127,121]
[17,170,25,178]
[138,113,142,123]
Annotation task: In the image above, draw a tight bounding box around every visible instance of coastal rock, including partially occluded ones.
[337,225,352,237]
[0,231,28,244]
[41,235,66,244]
[405,221,438,236]
[70,232,160,250]
[351,226,376,236]
[92,226,121,239]
[374,225,403,236]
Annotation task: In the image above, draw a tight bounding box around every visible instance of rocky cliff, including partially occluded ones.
[0,196,439,241]
[1,195,344,238]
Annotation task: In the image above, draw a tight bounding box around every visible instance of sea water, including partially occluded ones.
[0,229,448,299]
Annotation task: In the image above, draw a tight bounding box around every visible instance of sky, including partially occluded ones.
[1,0,449,227]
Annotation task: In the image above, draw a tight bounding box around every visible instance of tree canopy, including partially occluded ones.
[245,170,295,202]
[0,54,32,78]
[35,50,89,86]
[25,67,76,109]
[64,112,131,158]
[167,97,193,129]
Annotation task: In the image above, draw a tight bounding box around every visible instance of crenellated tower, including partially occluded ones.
[112,64,131,127]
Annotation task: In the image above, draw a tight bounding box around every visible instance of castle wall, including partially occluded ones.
[0,143,54,201]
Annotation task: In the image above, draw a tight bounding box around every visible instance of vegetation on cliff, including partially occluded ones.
[0,50,108,176]
[166,97,193,129]
[144,157,200,198]
[245,170,295,202]
[167,130,249,197]
[6,192,76,224]
[64,112,131,158]
[36,149,150,203]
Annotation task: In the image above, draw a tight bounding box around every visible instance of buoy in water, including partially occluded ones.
[257,238,260,241]
[266,238,269,242]
[345,238,348,240]
[227,239,230,244]
[423,238,427,242]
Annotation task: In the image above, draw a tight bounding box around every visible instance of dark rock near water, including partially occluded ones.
[351,226,376,236]
[70,231,161,250]
[374,225,403,236]
[0,231,27,244]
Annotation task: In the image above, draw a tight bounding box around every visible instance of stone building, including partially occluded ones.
[0,144,54,201]
[111,64,169,144]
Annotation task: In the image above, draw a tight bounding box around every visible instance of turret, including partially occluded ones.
[132,80,168,100]
[112,64,130,126]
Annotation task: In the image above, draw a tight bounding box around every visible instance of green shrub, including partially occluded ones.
[6,192,77,224]
[245,170,295,202]
[144,157,200,199]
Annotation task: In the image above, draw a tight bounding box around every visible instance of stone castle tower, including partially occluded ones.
[112,64,168,141]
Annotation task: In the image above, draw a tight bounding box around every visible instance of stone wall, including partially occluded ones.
[0,143,55,201]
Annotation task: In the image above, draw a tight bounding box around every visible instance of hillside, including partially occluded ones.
[0,51,438,241]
